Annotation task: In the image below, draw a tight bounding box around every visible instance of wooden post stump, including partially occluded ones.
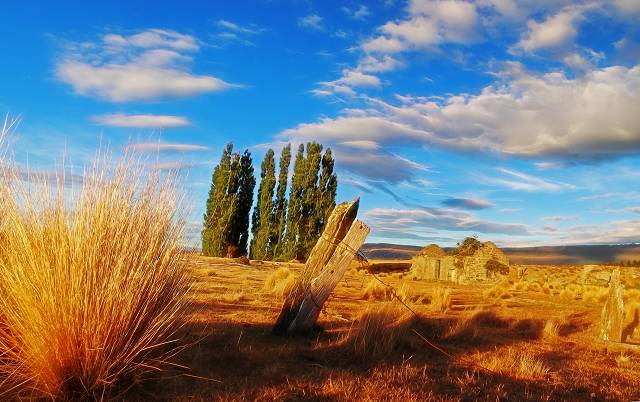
[273,198,369,334]
[599,268,625,342]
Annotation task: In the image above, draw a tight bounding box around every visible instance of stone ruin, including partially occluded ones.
[411,240,509,283]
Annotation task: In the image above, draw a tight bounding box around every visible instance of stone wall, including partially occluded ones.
[410,256,440,280]
[410,241,509,283]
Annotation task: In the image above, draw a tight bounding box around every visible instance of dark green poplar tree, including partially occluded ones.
[298,142,323,260]
[228,150,255,257]
[249,149,276,260]
[269,144,291,260]
[202,143,233,256]
[315,148,337,238]
[202,145,255,257]
[281,144,306,260]
[218,152,241,256]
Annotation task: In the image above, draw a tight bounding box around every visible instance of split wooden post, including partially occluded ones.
[599,268,625,342]
[273,198,368,334]
[289,219,369,331]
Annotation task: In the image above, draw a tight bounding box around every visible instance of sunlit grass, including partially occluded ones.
[0,130,191,398]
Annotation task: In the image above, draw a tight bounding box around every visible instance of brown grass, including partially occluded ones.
[473,348,550,380]
[338,303,412,362]
[0,143,190,398]
[262,267,296,298]
[429,286,452,312]
[362,278,393,301]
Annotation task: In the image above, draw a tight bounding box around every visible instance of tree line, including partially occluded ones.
[201,142,337,261]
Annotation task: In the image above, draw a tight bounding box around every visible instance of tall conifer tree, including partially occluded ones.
[249,149,276,259]
[270,144,291,260]
[281,144,306,260]
[299,142,323,260]
[316,148,337,238]
[230,150,255,256]
[202,143,233,256]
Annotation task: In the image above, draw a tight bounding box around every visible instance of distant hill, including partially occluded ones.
[360,243,422,260]
[360,243,640,265]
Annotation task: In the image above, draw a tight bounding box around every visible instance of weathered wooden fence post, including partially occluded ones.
[273,198,369,334]
[599,268,625,342]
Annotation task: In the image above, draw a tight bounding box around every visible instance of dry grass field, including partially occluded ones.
[128,255,640,401]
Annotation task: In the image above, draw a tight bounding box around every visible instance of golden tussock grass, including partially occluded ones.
[338,303,412,362]
[362,278,393,301]
[0,135,190,399]
[614,353,632,368]
[430,286,452,312]
[472,347,550,380]
[262,267,296,298]
[543,319,561,339]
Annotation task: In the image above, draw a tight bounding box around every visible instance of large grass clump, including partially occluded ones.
[0,136,191,398]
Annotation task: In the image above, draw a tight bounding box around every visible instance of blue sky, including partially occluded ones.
[1,0,639,248]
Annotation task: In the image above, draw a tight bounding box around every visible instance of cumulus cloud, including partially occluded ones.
[290,63,640,160]
[551,219,640,245]
[442,197,494,210]
[362,0,479,54]
[357,55,404,72]
[126,142,208,153]
[92,113,190,128]
[342,5,371,20]
[216,20,264,35]
[56,29,234,102]
[543,215,579,222]
[214,19,265,46]
[102,29,199,51]
[481,168,575,192]
[364,207,531,236]
[298,14,324,31]
[514,6,585,53]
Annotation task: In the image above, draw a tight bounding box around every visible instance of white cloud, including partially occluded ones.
[482,168,575,192]
[103,29,199,51]
[291,64,640,160]
[357,55,403,72]
[543,215,579,222]
[534,161,565,170]
[335,69,381,88]
[364,207,531,236]
[613,0,640,14]
[216,20,264,35]
[298,14,324,31]
[126,142,208,152]
[550,219,640,245]
[92,113,190,128]
[515,6,585,53]
[56,29,234,102]
[362,0,479,54]
[343,5,371,20]
[362,36,407,53]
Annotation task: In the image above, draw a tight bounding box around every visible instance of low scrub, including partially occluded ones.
[339,303,412,362]
[430,286,452,312]
[473,347,550,380]
[362,279,394,301]
[263,267,297,298]
[0,150,190,398]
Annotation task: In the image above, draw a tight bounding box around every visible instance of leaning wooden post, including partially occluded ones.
[273,198,366,334]
[599,268,625,342]
[289,219,370,331]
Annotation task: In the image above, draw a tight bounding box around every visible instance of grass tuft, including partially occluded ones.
[262,267,297,298]
[430,286,452,312]
[339,303,412,362]
[0,147,190,399]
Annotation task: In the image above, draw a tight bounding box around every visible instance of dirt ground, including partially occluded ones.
[133,255,640,401]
